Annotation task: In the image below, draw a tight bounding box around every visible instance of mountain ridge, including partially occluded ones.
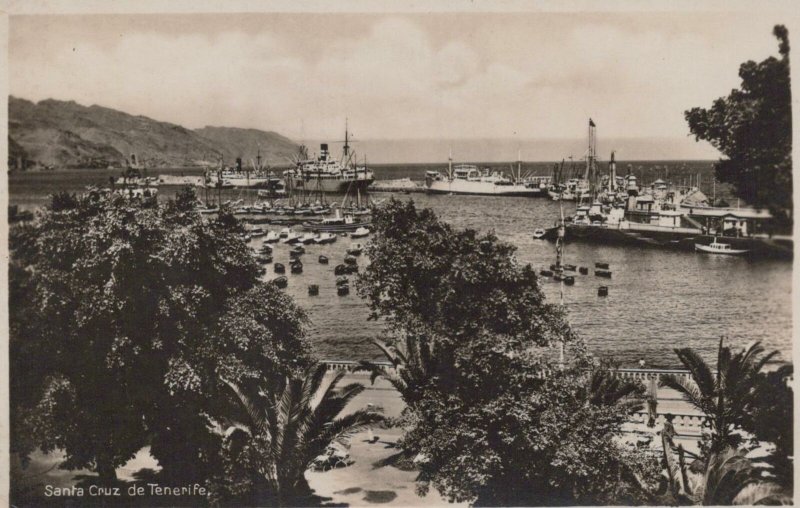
[8,96,301,169]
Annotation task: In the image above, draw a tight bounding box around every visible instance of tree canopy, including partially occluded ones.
[685,25,792,227]
[357,199,654,505]
[9,188,312,484]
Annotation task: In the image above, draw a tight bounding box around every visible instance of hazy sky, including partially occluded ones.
[8,10,788,146]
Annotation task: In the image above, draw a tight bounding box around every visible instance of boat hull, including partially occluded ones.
[287,176,374,194]
[694,244,749,255]
[426,180,543,196]
[303,220,372,232]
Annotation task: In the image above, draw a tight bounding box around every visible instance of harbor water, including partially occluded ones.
[8,168,792,368]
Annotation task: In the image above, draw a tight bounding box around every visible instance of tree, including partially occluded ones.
[685,25,792,228]
[9,188,312,485]
[357,199,654,505]
[212,364,385,505]
[357,334,439,408]
[741,365,793,487]
[661,338,777,458]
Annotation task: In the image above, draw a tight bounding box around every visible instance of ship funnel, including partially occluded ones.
[320,143,329,160]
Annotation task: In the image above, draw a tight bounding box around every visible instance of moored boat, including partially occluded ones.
[351,227,370,238]
[695,239,749,255]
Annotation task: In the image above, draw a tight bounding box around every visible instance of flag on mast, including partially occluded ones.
[589,118,596,127]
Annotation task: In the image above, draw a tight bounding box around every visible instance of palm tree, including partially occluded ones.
[693,447,790,505]
[585,369,644,410]
[357,333,439,407]
[661,337,777,456]
[221,364,385,505]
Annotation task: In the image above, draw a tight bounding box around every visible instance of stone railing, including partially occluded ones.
[321,361,696,384]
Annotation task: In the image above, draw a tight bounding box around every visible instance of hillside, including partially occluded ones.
[8,96,300,169]
[195,126,299,167]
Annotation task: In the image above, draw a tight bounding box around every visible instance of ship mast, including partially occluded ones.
[448,147,453,180]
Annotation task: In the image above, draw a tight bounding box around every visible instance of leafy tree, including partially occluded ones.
[357,199,655,505]
[661,338,777,458]
[211,364,385,505]
[9,188,312,485]
[741,365,793,487]
[685,25,792,228]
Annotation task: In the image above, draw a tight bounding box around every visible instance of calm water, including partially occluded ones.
[8,169,791,368]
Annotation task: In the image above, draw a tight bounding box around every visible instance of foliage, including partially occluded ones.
[693,447,790,505]
[661,338,777,458]
[741,364,793,487]
[357,198,573,346]
[408,357,657,506]
[209,364,385,505]
[685,25,792,228]
[357,334,438,408]
[9,188,312,483]
[357,199,654,505]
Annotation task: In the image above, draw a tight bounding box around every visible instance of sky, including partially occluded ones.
[8,10,791,158]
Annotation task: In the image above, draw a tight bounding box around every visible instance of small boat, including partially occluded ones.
[337,284,350,296]
[264,231,280,243]
[347,243,363,256]
[318,255,329,264]
[315,232,337,244]
[272,276,288,289]
[598,286,608,297]
[563,264,577,272]
[539,269,553,277]
[336,276,349,287]
[308,284,319,296]
[594,262,610,270]
[282,232,302,244]
[279,227,291,238]
[290,246,305,258]
[579,267,589,275]
[564,276,575,286]
[532,228,547,239]
[198,206,219,214]
[345,264,359,274]
[595,269,612,278]
[344,254,358,265]
[351,227,370,238]
[290,261,303,274]
[274,263,286,274]
[257,255,273,264]
[300,233,317,245]
[694,239,749,255]
[334,264,349,276]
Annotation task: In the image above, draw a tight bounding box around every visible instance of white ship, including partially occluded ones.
[425,155,540,196]
[283,126,374,194]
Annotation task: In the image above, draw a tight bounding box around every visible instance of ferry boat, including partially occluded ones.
[283,126,374,194]
[425,158,541,197]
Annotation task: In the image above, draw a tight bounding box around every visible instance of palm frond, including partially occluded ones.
[661,374,708,413]
[673,347,715,398]
[223,378,271,439]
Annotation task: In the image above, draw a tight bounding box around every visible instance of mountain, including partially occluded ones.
[195,126,299,167]
[8,96,300,169]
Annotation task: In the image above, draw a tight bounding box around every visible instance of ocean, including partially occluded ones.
[8,162,790,368]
